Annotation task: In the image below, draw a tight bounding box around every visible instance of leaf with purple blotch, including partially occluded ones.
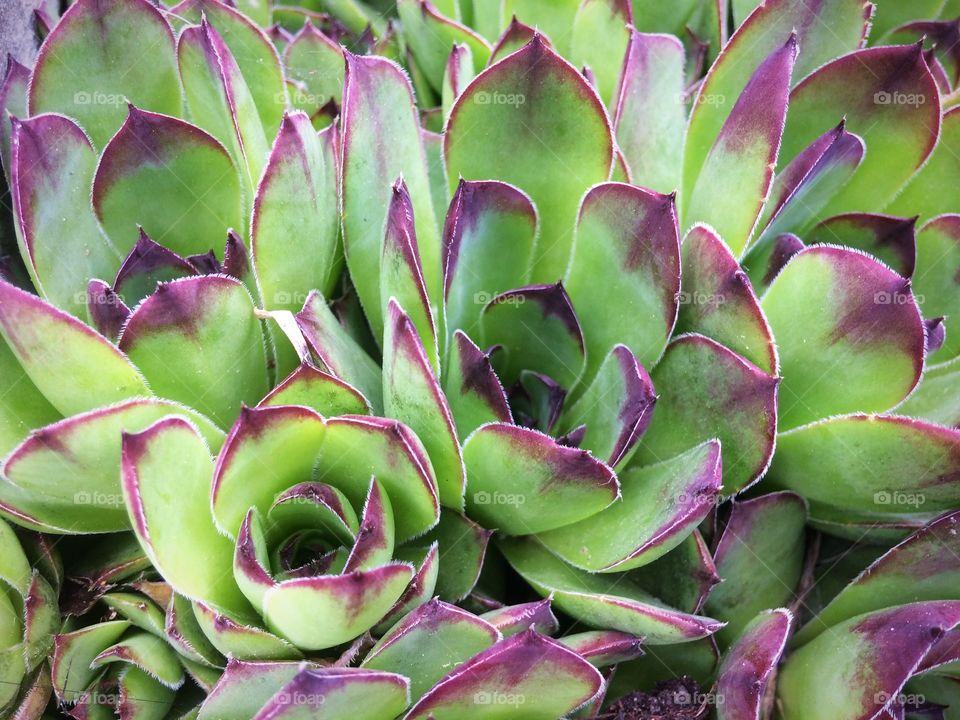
[501,536,724,644]
[538,440,721,572]
[806,213,917,278]
[558,631,644,668]
[442,179,538,339]
[768,415,960,520]
[197,660,311,719]
[283,22,343,129]
[633,334,778,496]
[211,404,326,538]
[912,215,960,361]
[168,0,286,140]
[259,363,371,417]
[341,52,441,337]
[28,0,182,148]
[112,228,198,306]
[122,417,252,618]
[780,44,940,219]
[1,398,222,534]
[14,115,121,317]
[0,57,29,179]
[778,601,960,720]
[677,225,777,374]
[487,16,539,64]
[398,0,490,93]
[0,279,148,417]
[462,423,618,535]
[442,43,474,121]
[165,593,223,668]
[317,416,440,541]
[630,530,719,614]
[51,620,130,702]
[567,182,680,375]
[761,246,925,429]
[685,36,797,256]
[556,344,655,469]
[178,18,269,193]
[897,355,960,427]
[445,35,614,282]
[795,510,960,646]
[419,510,492,601]
[405,628,603,719]
[889,108,960,222]
[715,608,792,720]
[515,370,566,433]
[872,2,955,44]
[363,599,499,700]
[93,106,243,260]
[741,232,805,294]
[91,631,185,689]
[501,0,582,51]
[377,542,440,632]
[252,112,339,375]
[191,601,302,661]
[118,275,269,427]
[442,331,511,438]
[480,598,559,637]
[569,0,632,108]
[705,491,807,648]
[682,0,870,198]
[383,300,465,509]
[479,283,586,390]
[751,121,865,250]
[613,30,685,194]
[252,666,410,719]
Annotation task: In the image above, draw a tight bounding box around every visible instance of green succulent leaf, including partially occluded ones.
[462,423,619,535]
[761,246,925,430]
[445,35,614,282]
[912,215,960,361]
[480,598,559,637]
[419,510,492,601]
[117,665,177,720]
[0,332,60,459]
[634,334,778,495]
[191,602,301,661]
[557,631,644,668]
[630,530,719,614]
[897,355,960,427]
[28,0,182,148]
[442,44,474,121]
[705,491,807,648]
[259,363,371,417]
[102,593,163,639]
[91,631,185,689]
[442,331,512,438]
[0,57,29,179]
[569,0,633,108]
[93,106,243,259]
[283,22,343,126]
[198,660,308,719]
[805,213,917,278]
[487,17,538,64]
[52,620,130,702]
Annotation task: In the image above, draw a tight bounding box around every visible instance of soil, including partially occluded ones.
[598,677,710,720]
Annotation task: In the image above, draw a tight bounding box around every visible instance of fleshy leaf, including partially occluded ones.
[556,345,655,469]
[445,35,614,282]
[442,43,474,121]
[253,667,410,719]
[685,35,797,256]
[630,530,719,614]
[10,114,120,314]
[897,356,960,427]
[192,602,301,661]
[462,423,618,535]
[52,620,130,702]
[93,106,242,259]
[363,599,499,700]
[383,300,465,509]
[28,0,182,148]
[318,416,440,541]
[420,510,492,601]
[259,363,371,417]
[398,0,490,92]
[0,57,29,179]
[405,628,603,720]
[284,22,343,126]
[91,632,185,689]
[567,182,680,376]
[377,542,439,630]
[705,492,807,648]
[634,334,778,495]
[501,537,724,644]
[889,107,960,222]
[2,398,223,534]
[341,52,440,336]
[676,224,777,374]
[613,30,685,194]
[796,510,960,646]
[805,214,917,278]
[479,283,586,390]
[442,331,512,438]
[715,609,793,720]
[569,0,633,107]
[557,631,644,667]
[0,323,60,461]
[197,660,308,719]
[0,279,148,417]
[211,404,326,538]
[488,16,538,64]
[112,228,198,306]
[768,415,960,519]
[119,275,269,427]
[780,44,940,218]
[761,246,924,430]
[122,417,251,617]
[912,215,960,361]
[442,179,538,339]
[778,601,960,719]
[481,598,559,637]
[538,440,721,572]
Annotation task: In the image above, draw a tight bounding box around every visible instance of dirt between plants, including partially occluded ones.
[597,677,710,720]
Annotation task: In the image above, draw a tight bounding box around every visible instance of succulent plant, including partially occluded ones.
[3,0,960,718]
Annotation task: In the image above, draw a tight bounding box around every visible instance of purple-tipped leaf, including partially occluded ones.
[806,214,918,278]
[442,331,512,438]
[421,510,492,601]
[569,0,633,108]
[912,215,960,361]
[86,279,130,341]
[480,598,559,637]
[112,228,198,305]
[259,363,370,417]
[398,0,490,92]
